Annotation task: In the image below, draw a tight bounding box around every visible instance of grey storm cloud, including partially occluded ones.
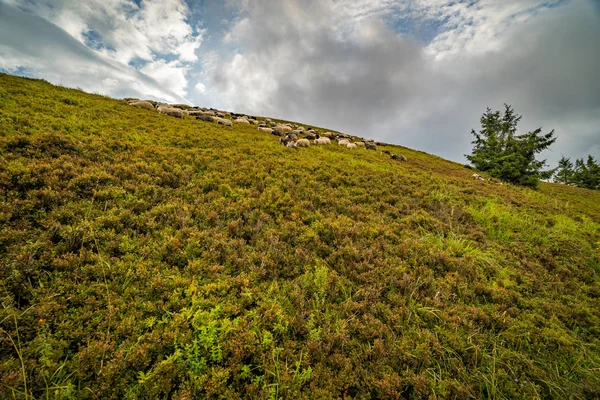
[207,0,600,165]
[0,2,188,103]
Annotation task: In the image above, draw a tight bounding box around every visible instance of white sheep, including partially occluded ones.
[355,142,365,147]
[157,106,184,118]
[338,139,350,146]
[314,137,331,145]
[274,124,293,132]
[258,127,274,133]
[129,101,155,110]
[347,143,357,149]
[217,118,233,126]
[296,138,310,147]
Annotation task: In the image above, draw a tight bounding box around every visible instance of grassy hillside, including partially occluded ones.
[0,73,599,399]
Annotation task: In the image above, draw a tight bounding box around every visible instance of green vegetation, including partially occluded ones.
[554,155,600,190]
[1,73,599,399]
[466,104,556,187]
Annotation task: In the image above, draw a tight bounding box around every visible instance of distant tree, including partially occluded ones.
[573,155,600,190]
[466,104,556,187]
[554,156,575,185]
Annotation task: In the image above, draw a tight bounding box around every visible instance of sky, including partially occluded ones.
[1,0,599,166]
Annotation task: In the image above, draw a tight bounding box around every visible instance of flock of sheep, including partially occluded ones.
[125,99,508,183]
[125,98,408,162]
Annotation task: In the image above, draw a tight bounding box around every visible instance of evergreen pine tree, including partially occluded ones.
[573,155,600,190]
[466,104,556,187]
[554,156,575,185]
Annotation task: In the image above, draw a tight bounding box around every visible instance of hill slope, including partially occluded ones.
[1,73,599,399]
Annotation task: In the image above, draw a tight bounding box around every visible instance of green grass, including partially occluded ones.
[1,73,599,399]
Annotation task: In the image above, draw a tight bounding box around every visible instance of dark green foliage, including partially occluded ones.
[573,156,600,190]
[466,104,556,187]
[554,156,575,185]
[0,73,599,399]
[554,155,600,190]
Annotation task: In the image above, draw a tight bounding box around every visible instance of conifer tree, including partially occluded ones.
[573,155,600,190]
[466,104,556,187]
[554,156,575,185]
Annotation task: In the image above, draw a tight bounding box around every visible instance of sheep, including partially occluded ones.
[296,138,310,147]
[129,101,155,110]
[347,143,357,150]
[217,118,233,126]
[381,150,391,155]
[249,119,259,125]
[187,110,206,115]
[320,131,334,138]
[196,114,215,122]
[355,142,365,147]
[158,106,184,118]
[235,118,250,123]
[365,142,377,150]
[472,173,485,180]
[338,139,350,146]
[286,133,298,141]
[391,154,407,162]
[171,103,192,110]
[279,137,300,148]
[314,137,331,145]
[143,100,159,107]
[304,133,317,140]
[258,127,274,134]
[274,124,293,132]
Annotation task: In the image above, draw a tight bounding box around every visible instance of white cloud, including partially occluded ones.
[194,82,207,94]
[1,0,206,103]
[140,60,190,98]
[12,0,203,65]
[0,3,188,103]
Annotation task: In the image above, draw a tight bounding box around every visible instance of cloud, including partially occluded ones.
[9,0,203,65]
[192,0,599,165]
[3,0,204,100]
[140,60,190,98]
[0,2,188,103]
